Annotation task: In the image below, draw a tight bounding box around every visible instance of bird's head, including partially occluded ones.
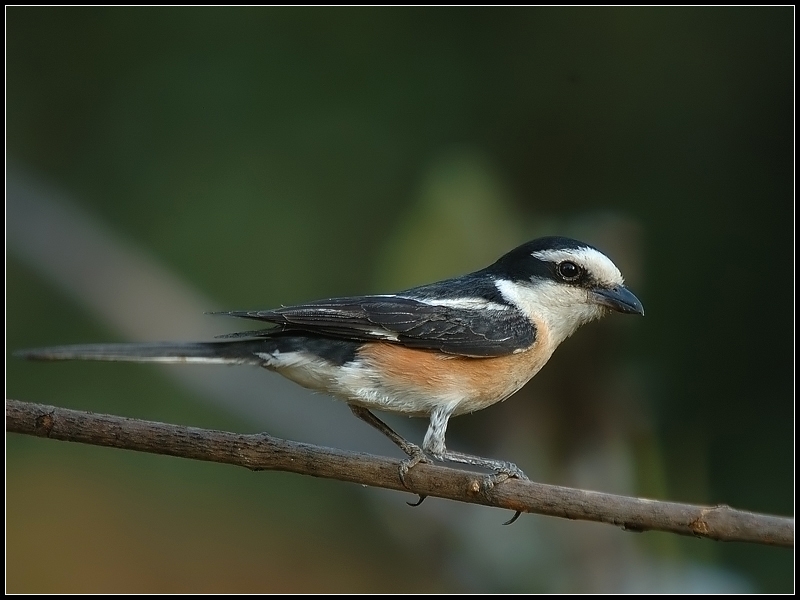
[489,236,644,345]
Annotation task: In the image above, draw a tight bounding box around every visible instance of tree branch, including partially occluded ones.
[6,398,793,548]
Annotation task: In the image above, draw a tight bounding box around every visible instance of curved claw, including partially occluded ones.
[407,494,427,507]
[482,468,526,525]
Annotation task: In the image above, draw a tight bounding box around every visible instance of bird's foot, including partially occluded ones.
[480,461,527,491]
[479,462,528,525]
[398,445,430,507]
[398,445,430,485]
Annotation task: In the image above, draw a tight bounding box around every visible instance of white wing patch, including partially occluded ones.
[368,330,400,341]
[402,296,509,311]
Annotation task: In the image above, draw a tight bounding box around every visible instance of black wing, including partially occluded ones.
[214,295,534,357]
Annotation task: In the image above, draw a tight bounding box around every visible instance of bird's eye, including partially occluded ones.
[557,261,582,280]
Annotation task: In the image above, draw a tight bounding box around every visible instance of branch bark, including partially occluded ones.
[6,398,793,548]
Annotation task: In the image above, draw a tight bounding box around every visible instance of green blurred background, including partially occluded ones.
[6,7,793,593]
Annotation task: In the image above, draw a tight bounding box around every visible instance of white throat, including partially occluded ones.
[494,278,606,347]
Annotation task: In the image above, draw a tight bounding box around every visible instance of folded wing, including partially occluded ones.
[215,296,535,357]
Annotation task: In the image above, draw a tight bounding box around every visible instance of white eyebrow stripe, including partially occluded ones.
[531,247,596,263]
[530,247,624,286]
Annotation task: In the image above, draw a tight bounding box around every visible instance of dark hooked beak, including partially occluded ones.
[591,285,645,316]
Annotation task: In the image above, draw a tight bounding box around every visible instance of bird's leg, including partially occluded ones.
[422,405,525,477]
[348,405,430,489]
[423,405,527,524]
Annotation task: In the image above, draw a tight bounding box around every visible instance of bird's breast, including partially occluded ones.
[340,327,555,416]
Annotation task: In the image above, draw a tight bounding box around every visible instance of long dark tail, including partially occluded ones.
[14,340,274,366]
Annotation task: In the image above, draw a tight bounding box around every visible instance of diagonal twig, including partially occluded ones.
[5,398,793,548]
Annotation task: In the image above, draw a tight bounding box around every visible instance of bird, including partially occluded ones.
[16,236,643,499]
